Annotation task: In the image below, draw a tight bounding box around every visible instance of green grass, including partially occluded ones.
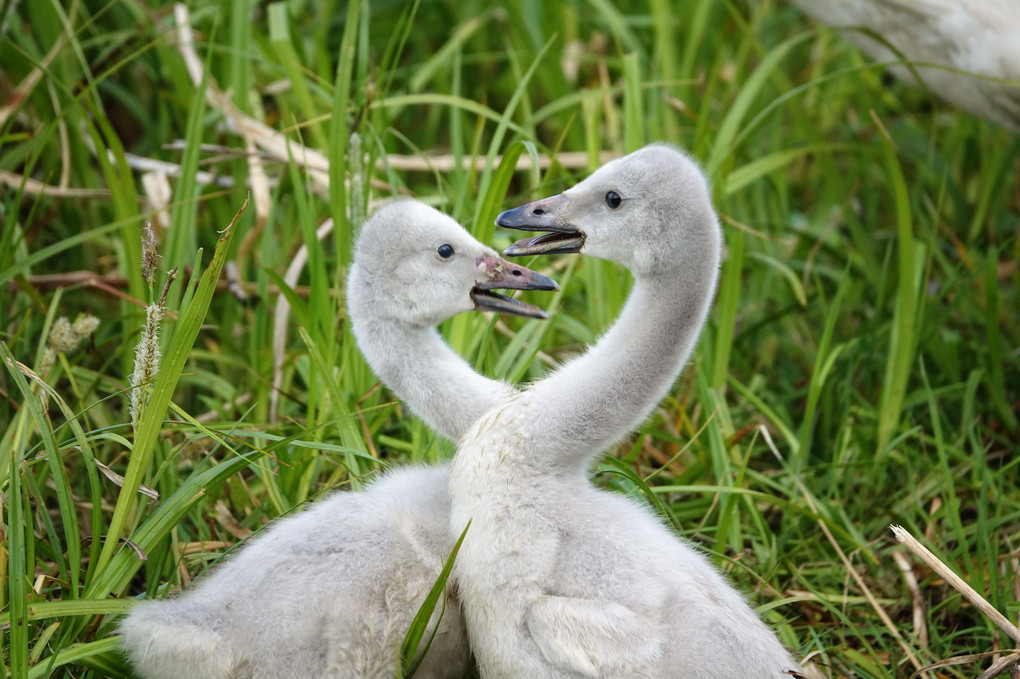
[2,0,1018,677]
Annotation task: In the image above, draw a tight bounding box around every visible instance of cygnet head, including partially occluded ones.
[348,199,558,328]
[498,144,720,277]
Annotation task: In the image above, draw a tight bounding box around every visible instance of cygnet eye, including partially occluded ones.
[437,244,455,259]
[605,191,622,209]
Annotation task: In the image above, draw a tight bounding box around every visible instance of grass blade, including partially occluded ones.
[795,271,851,470]
[875,127,922,455]
[623,51,643,152]
[26,636,123,679]
[93,197,246,576]
[706,32,811,180]
[710,228,743,391]
[328,0,360,271]
[400,522,470,678]
[1,344,31,679]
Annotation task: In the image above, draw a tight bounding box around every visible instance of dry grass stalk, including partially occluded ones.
[891,525,1020,646]
[9,271,327,301]
[974,653,1020,679]
[214,499,252,540]
[350,132,366,227]
[377,150,618,173]
[907,649,1020,679]
[172,2,611,201]
[235,135,272,268]
[45,78,71,189]
[892,549,929,647]
[0,170,112,198]
[224,261,250,304]
[141,172,172,232]
[94,459,160,501]
[0,19,69,130]
[174,3,330,193]
[758,425,925,673]
[808,514,923,672]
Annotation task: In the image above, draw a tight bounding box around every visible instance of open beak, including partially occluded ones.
[497,194,585,257]
[469,254,558,319]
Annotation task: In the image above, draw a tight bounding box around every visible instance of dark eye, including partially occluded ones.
[437,244,455,259]
[605,191,622,209]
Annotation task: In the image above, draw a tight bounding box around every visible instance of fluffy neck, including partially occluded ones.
[447,234,721,653]
[350,305,513,441]
[521,258,717,471]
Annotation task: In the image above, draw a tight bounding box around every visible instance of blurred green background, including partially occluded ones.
[1,0,1017,676]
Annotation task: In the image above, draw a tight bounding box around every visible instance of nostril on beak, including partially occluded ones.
[533,208,545,215]
[512,269,522,276]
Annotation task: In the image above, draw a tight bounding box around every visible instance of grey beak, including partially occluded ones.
[497,194,585,257]
[469,255,557,319]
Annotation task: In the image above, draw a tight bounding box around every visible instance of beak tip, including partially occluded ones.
[534,272,559,292]
[495,206,524,228]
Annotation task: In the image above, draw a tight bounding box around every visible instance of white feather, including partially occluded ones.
[449,145,803,678]
[789,0,1020,132]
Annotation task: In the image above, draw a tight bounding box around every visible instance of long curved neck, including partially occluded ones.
[523,254,718,471]
[350,309,513,442]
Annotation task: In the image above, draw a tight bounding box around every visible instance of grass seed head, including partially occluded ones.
[129,269,175,429]
[38,314,100,379]
[141,220,160,286]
